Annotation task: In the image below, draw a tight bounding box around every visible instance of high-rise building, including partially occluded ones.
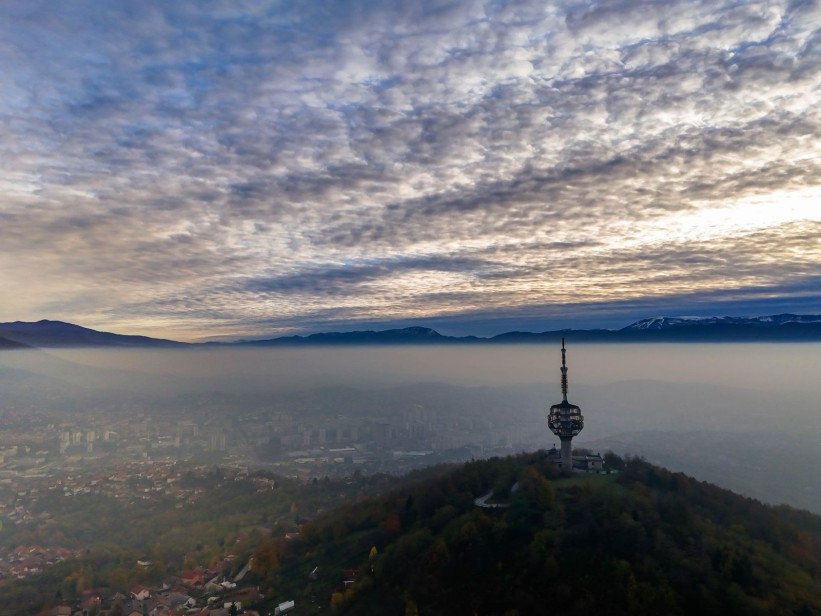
[548,338,584,470]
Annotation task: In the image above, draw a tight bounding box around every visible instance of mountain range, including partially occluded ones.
[1,314,820,349]
[234,313,821,345]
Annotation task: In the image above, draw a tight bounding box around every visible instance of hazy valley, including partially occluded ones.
[0,343,818,512]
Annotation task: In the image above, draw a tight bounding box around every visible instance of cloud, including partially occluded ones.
[0,0,818,339]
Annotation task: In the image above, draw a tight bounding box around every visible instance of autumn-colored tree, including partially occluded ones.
[330,591,345,611]
[106,567,130,592]
[251,538,279,577]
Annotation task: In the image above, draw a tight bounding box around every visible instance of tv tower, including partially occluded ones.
[548,338,584,470]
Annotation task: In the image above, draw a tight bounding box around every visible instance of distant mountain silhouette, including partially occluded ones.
[0,320,187,348]
[3,314,820,348]
[239,326,481,346]
[240,314,821,345]
[616,314,821,341]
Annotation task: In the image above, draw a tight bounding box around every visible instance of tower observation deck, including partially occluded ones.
[548,338,584,470]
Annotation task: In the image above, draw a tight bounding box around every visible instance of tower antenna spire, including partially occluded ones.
[561,337,568,402]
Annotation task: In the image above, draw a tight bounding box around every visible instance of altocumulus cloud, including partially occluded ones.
[0,0,818,340]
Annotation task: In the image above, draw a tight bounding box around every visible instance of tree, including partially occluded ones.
[252,539,279,577]
[604,451,625,472]
[330,592,345,611]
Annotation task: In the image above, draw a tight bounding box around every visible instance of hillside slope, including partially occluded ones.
[0,336,29,349]
[0,320,186,347]
[268,453,821,615]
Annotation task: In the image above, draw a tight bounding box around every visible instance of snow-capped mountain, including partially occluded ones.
[622,314,821,331]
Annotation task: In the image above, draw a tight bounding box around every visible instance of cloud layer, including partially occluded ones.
[0,0,819,339]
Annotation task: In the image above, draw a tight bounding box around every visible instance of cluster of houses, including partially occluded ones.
[2,459,276,519]
[46,562,295,616]
[0,461,282,585]
[0,545,84,580]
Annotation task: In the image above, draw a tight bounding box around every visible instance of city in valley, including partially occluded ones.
[0,380,546,572]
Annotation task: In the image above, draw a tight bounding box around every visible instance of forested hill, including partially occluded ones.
[270,453,821,615]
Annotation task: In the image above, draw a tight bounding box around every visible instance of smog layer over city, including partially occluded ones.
[2,342,819,514]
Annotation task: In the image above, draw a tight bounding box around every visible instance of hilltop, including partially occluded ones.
[264,452,821,615]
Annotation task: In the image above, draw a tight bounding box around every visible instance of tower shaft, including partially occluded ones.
[560,437,572,470]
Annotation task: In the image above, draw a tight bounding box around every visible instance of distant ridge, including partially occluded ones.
[2,314,820,349]
[0,320,187,349]
[239,314,821,345]
[614,313,821,341]
[623,313,821,331]
[239,326,481,346]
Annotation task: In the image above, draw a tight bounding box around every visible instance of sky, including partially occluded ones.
[0,0,819,341]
